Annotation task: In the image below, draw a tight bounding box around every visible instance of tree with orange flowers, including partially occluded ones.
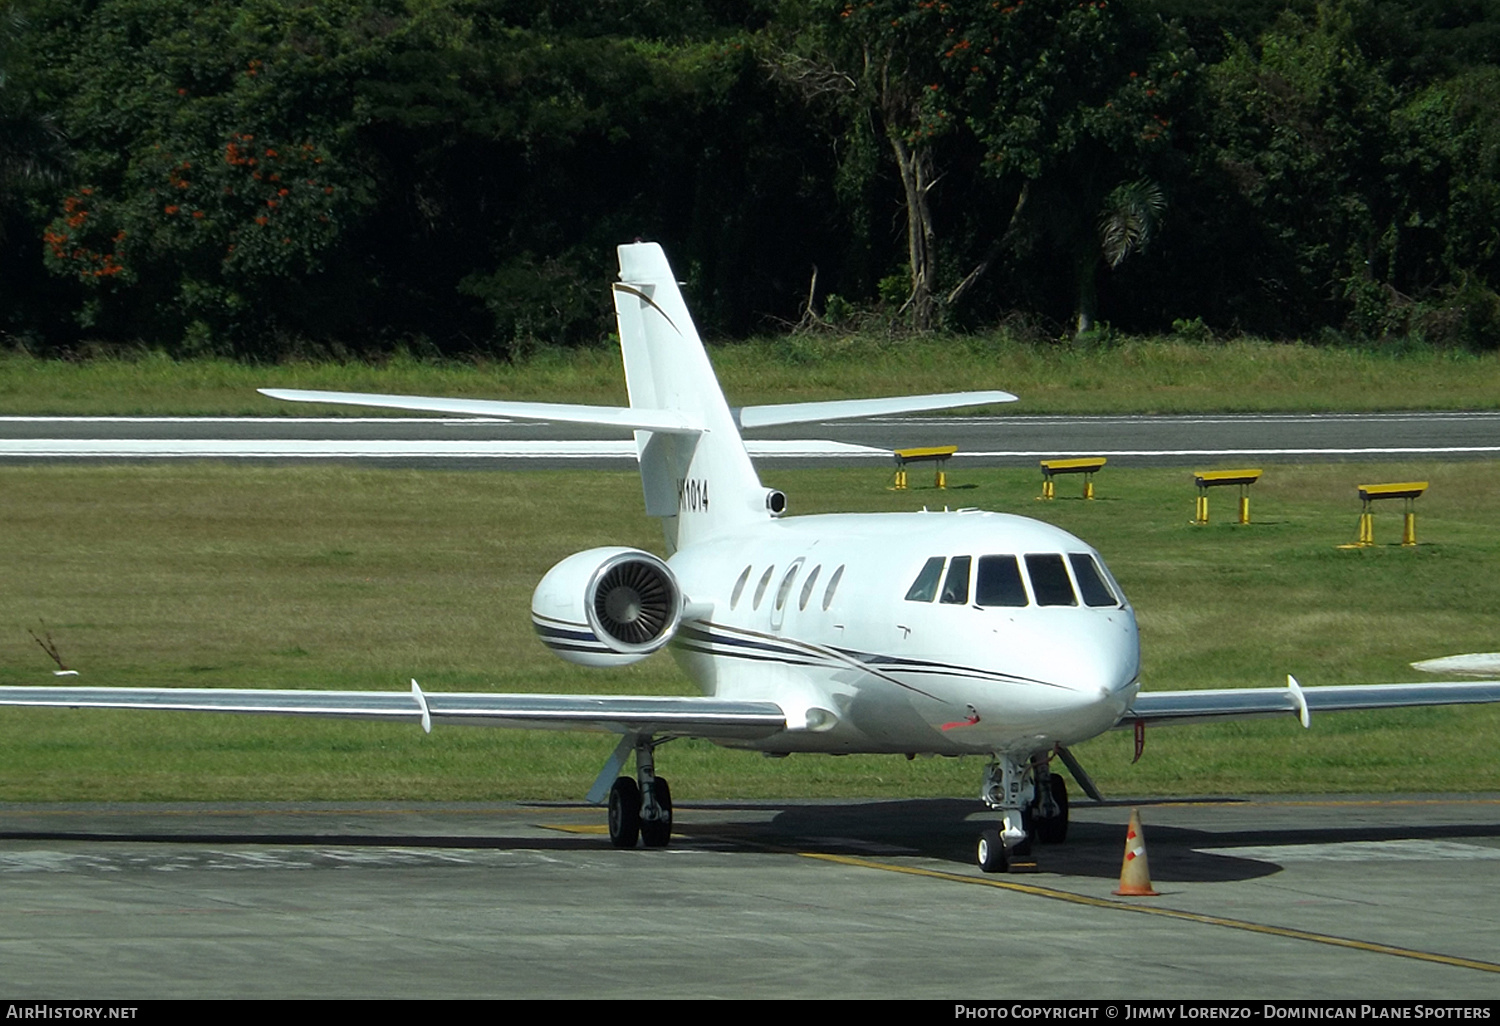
[28,0,382,350]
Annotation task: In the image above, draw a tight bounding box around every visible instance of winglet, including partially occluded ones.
[1287,674,1310,729]
[411,678,432,734]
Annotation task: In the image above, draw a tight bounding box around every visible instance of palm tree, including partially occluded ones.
[1075,179,1166,336]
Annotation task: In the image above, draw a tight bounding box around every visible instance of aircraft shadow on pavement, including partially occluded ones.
[744,798,1285,882]
[683,797,1500,882]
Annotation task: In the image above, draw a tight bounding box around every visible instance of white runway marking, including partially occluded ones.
[0,439,881,459]
[1198,839,1500,862]
[962,447,1500,457]
[0,416,502,424]
[0,846,523,872]
[6,440,1500,460]
[0,438,634,458]
[870,412,1500,426]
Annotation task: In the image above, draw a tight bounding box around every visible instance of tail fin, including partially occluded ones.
[262,242,1015,554]
[613,243,770,553]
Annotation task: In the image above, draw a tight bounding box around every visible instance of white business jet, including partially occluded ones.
[5,243,1500,872]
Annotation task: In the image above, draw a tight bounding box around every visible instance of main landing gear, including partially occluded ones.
[976,752,1069,873]
[606,736,673,848]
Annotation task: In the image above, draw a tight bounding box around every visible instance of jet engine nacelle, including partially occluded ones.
[531,547,684,667]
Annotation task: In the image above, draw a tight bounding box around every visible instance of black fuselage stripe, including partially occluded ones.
[682,624,1054,690]
[543,642,613,655]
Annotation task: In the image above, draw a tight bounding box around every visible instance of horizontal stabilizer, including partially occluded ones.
[258,389,702,435]
[737,390,1016,430]
[0,438,887,460]
[745,440,886,457]
[1123,679,1500,727]
[0,685,786,740]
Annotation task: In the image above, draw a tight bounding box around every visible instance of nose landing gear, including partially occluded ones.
[977,751,1071,872]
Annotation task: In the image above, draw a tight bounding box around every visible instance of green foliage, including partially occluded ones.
[458,251,611,353]
[919,0,1195,331]
[3,0,1500,352]
[1170,316,1213,342]
[821,293,855,327]
[942,0,1192,178]
[1188,2,1500,344]
[26,0,390,352]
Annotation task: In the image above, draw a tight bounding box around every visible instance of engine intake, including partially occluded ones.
[532,547,683,667]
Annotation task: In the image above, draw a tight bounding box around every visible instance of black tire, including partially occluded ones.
[1036,773,1070,845]
[977,828,1008,873]
[640,776,673,848]
[607,776,641,849]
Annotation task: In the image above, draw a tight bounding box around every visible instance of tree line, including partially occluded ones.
[2,0,1499,358]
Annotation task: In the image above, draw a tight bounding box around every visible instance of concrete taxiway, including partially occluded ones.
[2,795,1498,998]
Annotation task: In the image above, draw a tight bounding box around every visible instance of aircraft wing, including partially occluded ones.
[1123,677,1500,728]
[0,684,787,740]
[258,389,702,435]
[736,390,1017,430]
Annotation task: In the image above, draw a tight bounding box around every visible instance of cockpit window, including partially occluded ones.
[975,555,1028,607]
[904,557,945,602]
[1025,554,1077,606]
[1068,553,1118,607]
[940,555,971,604]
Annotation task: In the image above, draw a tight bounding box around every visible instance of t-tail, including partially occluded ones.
[613,243,776,553]
[258,241,1019,552]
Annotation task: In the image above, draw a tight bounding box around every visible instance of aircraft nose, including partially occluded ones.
[1042,612,1140,709]
[1044,618,1134,690]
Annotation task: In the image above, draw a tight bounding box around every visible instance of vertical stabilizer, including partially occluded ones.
[613,243,767,553]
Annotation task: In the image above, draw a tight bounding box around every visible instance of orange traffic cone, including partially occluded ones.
[1113,807,1160,896]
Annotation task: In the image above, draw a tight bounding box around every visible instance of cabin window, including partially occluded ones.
[940,555,972,605]
[975,555,1028,607]
[775,560,802,611]
[822,565,845,610]
[730,566,752,610]
[904,557,946,602]
[752,565,775,610]
[799,565,822,611]
[1025,553,1077,606]
[1068,553,1118,607]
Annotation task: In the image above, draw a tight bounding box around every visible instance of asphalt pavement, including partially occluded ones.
[2,795,1497,999]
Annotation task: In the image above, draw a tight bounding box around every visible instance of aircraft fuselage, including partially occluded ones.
[667,508,1141,758]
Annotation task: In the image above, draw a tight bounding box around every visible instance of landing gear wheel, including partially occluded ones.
[1036,773,1069,845]
[640,776,673,848]
[607,776,641,848]
[977,829,1008,873]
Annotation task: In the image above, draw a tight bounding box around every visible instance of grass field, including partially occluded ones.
[5,335,1500,415]
[3,460,1498,802]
